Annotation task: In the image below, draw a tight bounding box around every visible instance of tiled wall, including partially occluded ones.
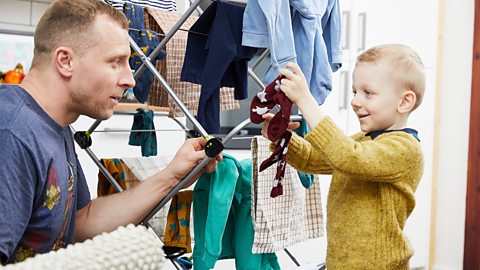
[0,0,52,34]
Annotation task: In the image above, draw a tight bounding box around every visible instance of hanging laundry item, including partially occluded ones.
[193,154,280,270]
[122,155,173,181]
[163,190,193,253]
[124,3,166,103]
[251,136,324,253]
[128,109,157,157]
[294,117,315,188]
[97,158,128,197]
[106,0,176,12]
[145,8,239,117]
[250,75,293,197]
[242,0,342,104]
[180,1,258,133]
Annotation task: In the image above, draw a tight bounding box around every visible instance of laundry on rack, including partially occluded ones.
[105,0,176,12]
[121,155,173,181]
[97,158,129,197]
[193,154,280,270]
[145,8,239,117]
[242,0,342,104]
[251,136,324,254]
[124,3,166,103]
[128,108,157,157]
[250,75,293,197]
[180,1,258,133]
[163,190,193,253]
[294,117,315,188]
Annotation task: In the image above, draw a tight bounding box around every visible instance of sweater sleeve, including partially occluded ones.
[305,116,422,182]
[273,132,333,175]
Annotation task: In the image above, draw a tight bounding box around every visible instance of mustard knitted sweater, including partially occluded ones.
[285,117,424,270]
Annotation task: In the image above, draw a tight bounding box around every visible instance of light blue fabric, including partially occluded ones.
[193,154,280,270]
[242,0,342,104]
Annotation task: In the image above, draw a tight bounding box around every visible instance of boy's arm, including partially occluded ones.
[273,132,333,175]
[305,116,422,182]
[278,62,422,182]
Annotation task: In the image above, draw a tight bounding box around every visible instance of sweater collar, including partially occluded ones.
[365,128,420,142]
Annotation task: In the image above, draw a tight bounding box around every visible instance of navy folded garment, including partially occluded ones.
[180,1,258,133]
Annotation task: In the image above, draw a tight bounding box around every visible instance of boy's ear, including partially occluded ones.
[398,90,416,114]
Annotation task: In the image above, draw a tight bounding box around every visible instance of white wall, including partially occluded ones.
[0,0,52,33]
[430,0,473,269]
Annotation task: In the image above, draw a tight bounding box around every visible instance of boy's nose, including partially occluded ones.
[351,95,361,109]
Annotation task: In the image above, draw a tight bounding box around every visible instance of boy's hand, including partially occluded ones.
[279,62,314,108]
[261,113,301,142]
[279,62,326,130]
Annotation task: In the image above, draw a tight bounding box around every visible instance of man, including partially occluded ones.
[0,0,220,264]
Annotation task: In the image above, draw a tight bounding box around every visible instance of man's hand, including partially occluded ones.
[261,113,300,142]
[165,138,223,187]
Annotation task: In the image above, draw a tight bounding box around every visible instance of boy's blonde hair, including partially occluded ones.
[32,0,128,68]
[357,44,426,111]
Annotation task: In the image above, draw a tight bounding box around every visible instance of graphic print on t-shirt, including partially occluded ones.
[51,162,75,251]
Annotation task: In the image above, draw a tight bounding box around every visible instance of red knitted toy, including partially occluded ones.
[250,75,293,197]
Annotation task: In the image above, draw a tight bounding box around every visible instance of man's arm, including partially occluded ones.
[74,137,221,242]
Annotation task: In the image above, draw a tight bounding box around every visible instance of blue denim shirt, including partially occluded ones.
[242,0,342,104]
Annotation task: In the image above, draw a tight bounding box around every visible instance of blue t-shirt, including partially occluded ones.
[0,85,91,264]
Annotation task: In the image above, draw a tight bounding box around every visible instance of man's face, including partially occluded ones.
[350,61,403,132]
[69,14,134,120]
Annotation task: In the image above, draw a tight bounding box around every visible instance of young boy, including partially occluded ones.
[264,44,425,269]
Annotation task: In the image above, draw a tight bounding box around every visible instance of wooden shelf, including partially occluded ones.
[113,103,170,112]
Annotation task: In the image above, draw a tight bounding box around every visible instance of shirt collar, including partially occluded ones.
[365,128,420,142]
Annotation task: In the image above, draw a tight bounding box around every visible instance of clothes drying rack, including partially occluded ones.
[73,0,325,269]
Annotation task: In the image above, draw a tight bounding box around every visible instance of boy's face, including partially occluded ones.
[351,61,404,132]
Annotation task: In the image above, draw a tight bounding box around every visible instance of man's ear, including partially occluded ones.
[398,90,416,114]
[54,47,74,78]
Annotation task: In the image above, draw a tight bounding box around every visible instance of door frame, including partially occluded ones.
[464,0,480,268]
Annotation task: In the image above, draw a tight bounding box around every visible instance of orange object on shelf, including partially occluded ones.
[4,63,25,84]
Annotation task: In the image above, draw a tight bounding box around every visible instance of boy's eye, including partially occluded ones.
[364,90,373,96]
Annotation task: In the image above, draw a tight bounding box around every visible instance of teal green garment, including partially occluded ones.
[193,154,280,270]
[128,109,157,157]
[295,117,315,188]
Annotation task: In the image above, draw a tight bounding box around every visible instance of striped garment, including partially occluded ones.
[105,0,176,11]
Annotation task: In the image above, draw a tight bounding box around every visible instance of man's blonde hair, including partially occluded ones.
[32,0,128,67]
[357,44,426,111]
